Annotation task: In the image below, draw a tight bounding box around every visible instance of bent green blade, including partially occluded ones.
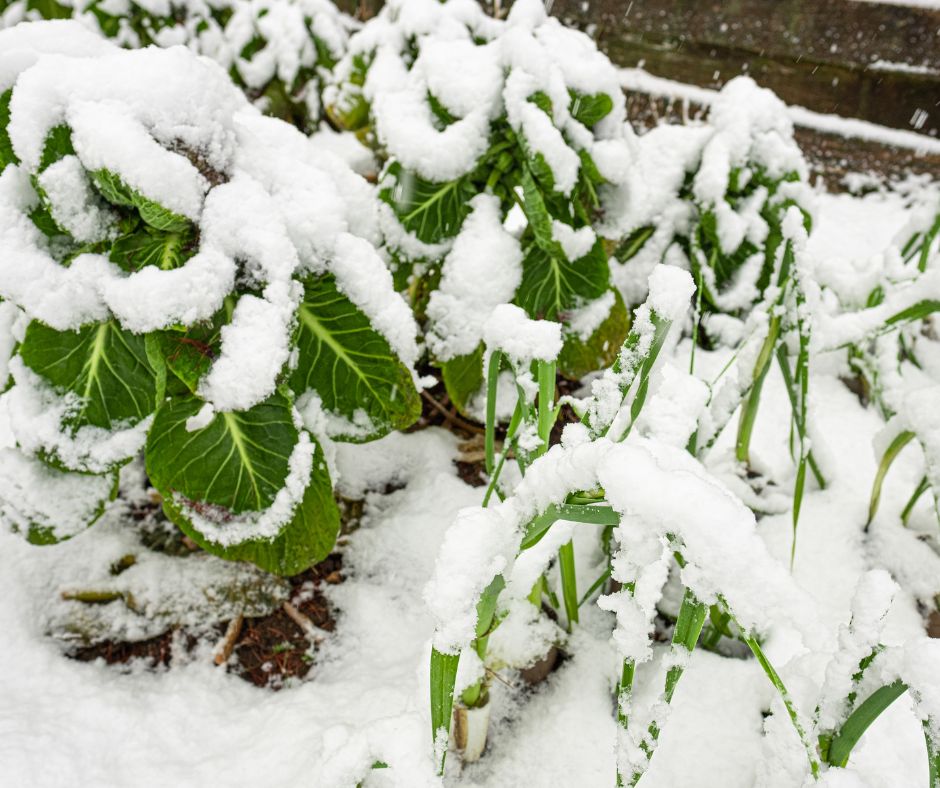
[867,431,916,526]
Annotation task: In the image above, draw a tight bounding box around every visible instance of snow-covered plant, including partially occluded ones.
[609,77,813,323]
[809,191,940,530]
[605,79,824,556]
[221,0,351,132]
[813,571,940,784]
[425,267,828,782]
[0,25,420,575]
[327,0,636,408]
[866,386,940,530]
[0,0,351,133]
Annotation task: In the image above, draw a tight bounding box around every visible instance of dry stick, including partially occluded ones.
[213,614,243,666]
[283,601,323,645]
[420,389,485,435]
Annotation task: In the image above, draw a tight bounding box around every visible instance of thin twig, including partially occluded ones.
[484,667,514,689]
[283,602,323,645]
[420,389,485,435]
[213,614,243,665]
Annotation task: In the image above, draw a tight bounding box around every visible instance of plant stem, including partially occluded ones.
[558,539,578,631]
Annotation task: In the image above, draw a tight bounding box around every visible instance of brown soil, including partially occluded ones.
[231,555,341,689]
[72,631,179,668]
[69,553,343,690]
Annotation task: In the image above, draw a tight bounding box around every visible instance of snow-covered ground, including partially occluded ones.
[0,187,937,788]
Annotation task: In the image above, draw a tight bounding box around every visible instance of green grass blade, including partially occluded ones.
[664,589,708,702]
[558,539,578,631]
[621,314,672,440]
[735,316,780,465]
[925,717,940,788]
[901,476,931,525]
[776,346,826,488]
[917,215,940,272]
[884,300,940,328]
[429,647,460,773]
[578,566,612,608]
[484,350,501,475]
[537,359,556,458]
[867,430,916,526]
[584,310,672,440]
[483,398,523,507]
[519,503,619,551]
[739,625,819,778]
[625,586,707,787]
[826,681,907,767]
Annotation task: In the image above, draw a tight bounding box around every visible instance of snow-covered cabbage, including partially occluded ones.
[0,0,353,131]
[327,0,638,406]
[0,24,420,573]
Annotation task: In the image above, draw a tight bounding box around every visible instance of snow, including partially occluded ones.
[483,304,563,368]
[426,195,523,362]
[620,67,940,157]
[1,11,940,788]
[0,275,939,787]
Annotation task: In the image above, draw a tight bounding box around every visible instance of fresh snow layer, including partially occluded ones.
[0,323,935,786]
[0,60,937,788]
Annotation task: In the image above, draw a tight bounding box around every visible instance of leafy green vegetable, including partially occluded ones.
[110,225,195,272]
[292,275,421,441]
[163,443,339,576]
[379,163,475,245]
[20,319,161,430]
[516,239,609,321]
[146,392,297,514]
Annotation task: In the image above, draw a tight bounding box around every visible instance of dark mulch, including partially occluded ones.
[69,554,343,690]
[71,631,178,668]
[454,460,488,487]
[231,555,341,689]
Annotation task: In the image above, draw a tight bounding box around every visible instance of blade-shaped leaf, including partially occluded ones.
[291,275,420,442]
[162,442,340,576]
[146,392,298,514]
[19,319,162,430]
[867,430,916,526]
[826,681,907,767]
[516,238,610,320]
[430,647,460,773]
[379,162,475,244]
[885,300,940,328]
